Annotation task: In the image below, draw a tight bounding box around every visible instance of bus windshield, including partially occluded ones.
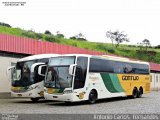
[12,60,36,87]
[45,56,75,88]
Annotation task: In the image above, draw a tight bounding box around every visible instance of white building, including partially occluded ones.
[150,62,160,91]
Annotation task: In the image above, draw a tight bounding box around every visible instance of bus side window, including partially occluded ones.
[123,63,133,73]
[113,62,122,73]
[74,57,88,89]
[34,65,46,83]
[75,66,83,80]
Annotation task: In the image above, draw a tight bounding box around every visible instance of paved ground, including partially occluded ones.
[0,92,160,114]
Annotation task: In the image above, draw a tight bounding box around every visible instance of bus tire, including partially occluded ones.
[30,98,39,102]
[88,90,97,104]
[137,87,143,98]
[132,87,138,99]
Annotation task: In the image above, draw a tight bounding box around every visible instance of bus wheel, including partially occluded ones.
[88,90,97,104]
[132,87,138,99]
[30,98,39,102]
[137,87,143,98]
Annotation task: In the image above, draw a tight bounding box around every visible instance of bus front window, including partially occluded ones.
[12,60,36,87]
[45,66,72,88]
[45,56,75,88]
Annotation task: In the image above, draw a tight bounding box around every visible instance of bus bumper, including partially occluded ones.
[44,92,82,102]
[11,89,43,98]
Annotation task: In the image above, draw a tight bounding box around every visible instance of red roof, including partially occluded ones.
[0,33,160,72]
[149,62,160,72]
[0,34,105,55]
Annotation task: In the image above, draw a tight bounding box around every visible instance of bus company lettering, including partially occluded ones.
[89,76,99,81]
[122,76,139,81]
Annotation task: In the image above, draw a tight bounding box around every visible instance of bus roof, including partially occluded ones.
[19,53,149,65]
[97,55,149,65]
[57,54,149,65]
[18,54,59,62]
[48,54,93,58]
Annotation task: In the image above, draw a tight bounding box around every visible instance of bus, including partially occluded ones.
[39,54,150,103]
[7,54,58,102]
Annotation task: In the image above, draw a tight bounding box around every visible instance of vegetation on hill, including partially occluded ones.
[0,25,160,63]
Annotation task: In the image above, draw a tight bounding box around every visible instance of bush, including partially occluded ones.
[70,36,76,40]
[0,22,11,28]
[45,35,56,42]
[35,33,43,39]
[44,30,52,35]
[77,38,87,41]
[22,31,37,39]
[155,45,160,49]
[107,48,115,53]
[56,34,64,38]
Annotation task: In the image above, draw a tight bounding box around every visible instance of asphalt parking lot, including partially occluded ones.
[0,91,160,114]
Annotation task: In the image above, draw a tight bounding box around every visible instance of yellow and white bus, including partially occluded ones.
[7,54,58,102]
[39,54,150,103]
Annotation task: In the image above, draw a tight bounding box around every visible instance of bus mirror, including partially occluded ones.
[6,66,15,82]
[7,66,15,71]
[31,62,45,73]
[69,64,77,75]
[38,65,47,76]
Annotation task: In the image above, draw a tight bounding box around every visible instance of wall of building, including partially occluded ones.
[151,73,160,91]
[0,56,19,93]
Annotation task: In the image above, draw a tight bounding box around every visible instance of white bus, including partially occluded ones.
[39,54,150,104]
[8,54,58,102]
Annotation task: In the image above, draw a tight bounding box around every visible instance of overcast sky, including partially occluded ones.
[0,0,160,46]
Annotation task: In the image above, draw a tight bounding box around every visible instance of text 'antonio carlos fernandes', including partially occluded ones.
[93,114,159,120]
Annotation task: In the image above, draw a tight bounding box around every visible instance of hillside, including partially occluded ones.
[0,25,160,63]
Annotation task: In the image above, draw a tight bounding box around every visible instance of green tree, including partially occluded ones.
[0,22,11,28]
[56,31,65,38]
[70,36,77,40]
[70,33,87,41]
[106,30,129,48]
[142,39,151,51]
[44,30,52,35]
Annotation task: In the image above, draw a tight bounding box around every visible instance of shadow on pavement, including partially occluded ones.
[46,96,146,106]
[11,99,53,104]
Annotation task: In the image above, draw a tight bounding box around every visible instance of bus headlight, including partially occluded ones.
[63,90,73,94]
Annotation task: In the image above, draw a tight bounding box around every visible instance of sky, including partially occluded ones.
[0,0,160,46]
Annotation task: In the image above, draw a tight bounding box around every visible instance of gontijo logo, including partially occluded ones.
[122,75,139,80]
